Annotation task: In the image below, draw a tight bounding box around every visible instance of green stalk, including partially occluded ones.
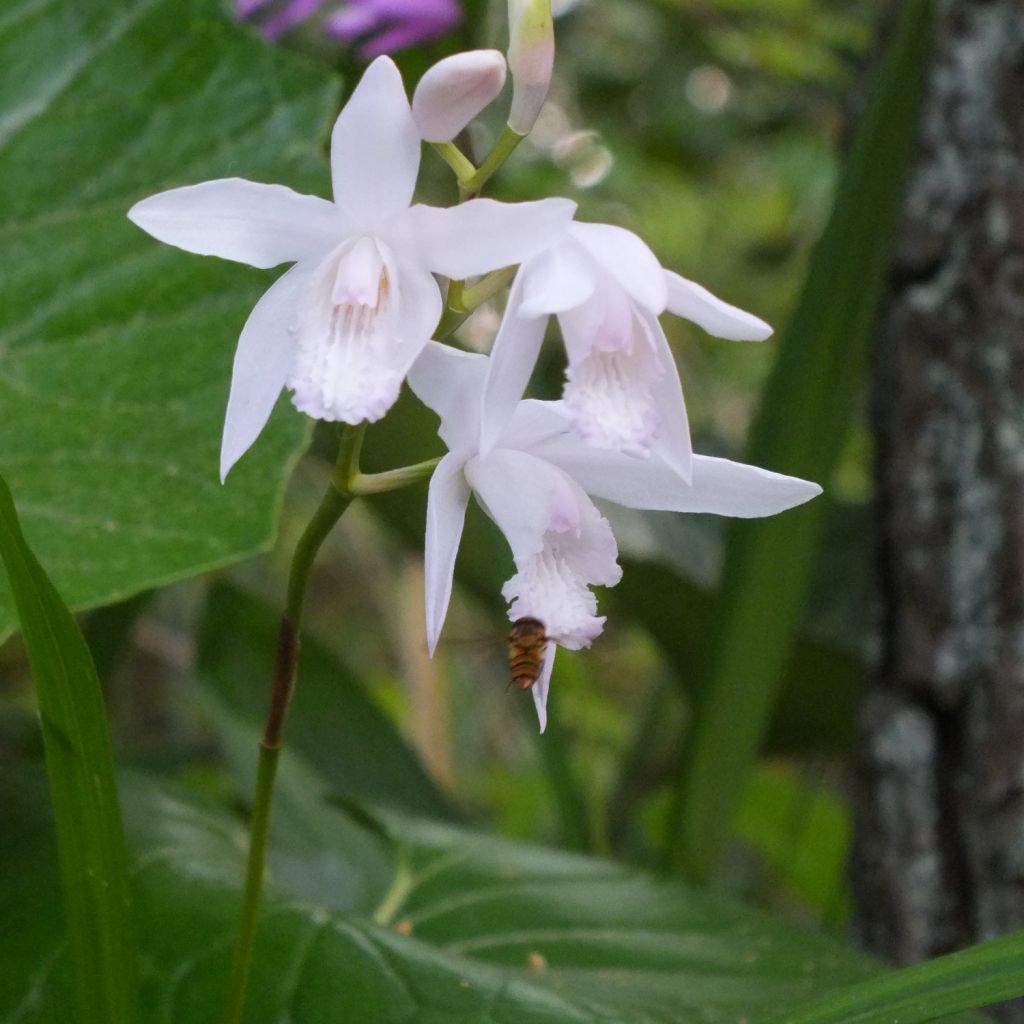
[223,421,433,1024]
[459,126,526,199]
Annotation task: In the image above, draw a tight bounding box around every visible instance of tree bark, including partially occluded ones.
[855,2,1024,1018]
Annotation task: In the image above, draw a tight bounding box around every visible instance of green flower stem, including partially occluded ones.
[463,265,516,308]
[224,421,433,1024]
[432,141,477,181]
[351,458,441,495]
[435,266,517,341]
[458,126,526,199]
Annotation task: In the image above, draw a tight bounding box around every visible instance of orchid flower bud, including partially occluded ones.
[412,50,507,143]
[507,0,554,135]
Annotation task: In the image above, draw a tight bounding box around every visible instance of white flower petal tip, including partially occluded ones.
[331,55,420,224]
[220,266,311,483]
[127,179,340,269]
[664,270,773,341]
[408,197,575,280]
[531,643,556,733]
[413,50,507,143]
[507,0,554,135]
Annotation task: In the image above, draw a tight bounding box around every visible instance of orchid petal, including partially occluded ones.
[221,265,311,481]
[405,197,575,279]
[569,222,667,313]
[534,431,821,516]
[128,178,341,269]
[466,449,577,563]
[664,270,772,341]
[503,399,572,451]
[532,643,556,733]
[331,56,420,225]
[395,260,444,359]
[408,341,488,456]
[424,453,472,654]
[479,268,547,457]
[641,312,692,481]
[518,236,596,316]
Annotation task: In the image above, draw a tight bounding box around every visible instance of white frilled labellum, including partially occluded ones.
[288,236,406,423]
[558,279,665,458]
[466,449,622,651]
[507,0,554,134]
[413,50,507,143]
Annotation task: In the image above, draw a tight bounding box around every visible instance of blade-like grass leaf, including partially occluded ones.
[665,0,936,880]
[776,929,1024,1024]
[0,474,137,1024]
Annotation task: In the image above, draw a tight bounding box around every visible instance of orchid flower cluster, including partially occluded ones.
[129,1,820,731]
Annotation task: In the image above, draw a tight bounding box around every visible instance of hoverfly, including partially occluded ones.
[507,617,549,690]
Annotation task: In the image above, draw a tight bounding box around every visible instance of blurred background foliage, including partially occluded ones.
[1,0,884,946]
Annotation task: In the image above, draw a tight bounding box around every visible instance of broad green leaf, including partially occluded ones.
[0,767,909,1024]
[195,581,460,821]
[0,0,336,638]
[665,0,936,880]
[0,476,137,1024]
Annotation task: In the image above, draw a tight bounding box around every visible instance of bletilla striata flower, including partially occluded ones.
[480,222,772,483]
[128,56,573,480]
[409,341,821,731]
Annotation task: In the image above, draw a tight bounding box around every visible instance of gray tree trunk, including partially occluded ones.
[854,2,1024,1018]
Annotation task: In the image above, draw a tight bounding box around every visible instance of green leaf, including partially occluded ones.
[0,475,137,1024]
[775,930,1024,1024]
[0,0,336,639]
[0,768,906,1024]
[664,0,936,880]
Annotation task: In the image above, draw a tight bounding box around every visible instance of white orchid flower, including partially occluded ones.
[479,221,772,483]
[128,56,575,480]
[409,341,821,731]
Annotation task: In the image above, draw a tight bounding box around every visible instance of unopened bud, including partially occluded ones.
[507,0,554,135]
[412,50,507,143]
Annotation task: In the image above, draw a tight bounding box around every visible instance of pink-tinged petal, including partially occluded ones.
[664,270,772,341]
[518,236,596,316]
[569,222,667,313]
[533,433,821,517]
[466,449,579,563]
[407,341,488,456]
[221,265,311,481]
[128,179,341,269]
[532,643,556,733]
[405,197,575,279]
[641,312,692,481]
[424,453,472,654]
[479,268,546,456]
[331,56,420,226]
[412,50,507,143]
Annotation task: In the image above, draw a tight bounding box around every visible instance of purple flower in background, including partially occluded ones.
[326,0,463,57]
[236,0,462,54]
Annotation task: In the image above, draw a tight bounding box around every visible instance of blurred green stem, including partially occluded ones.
[459,126,525,199]
[224,421,435,1024]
